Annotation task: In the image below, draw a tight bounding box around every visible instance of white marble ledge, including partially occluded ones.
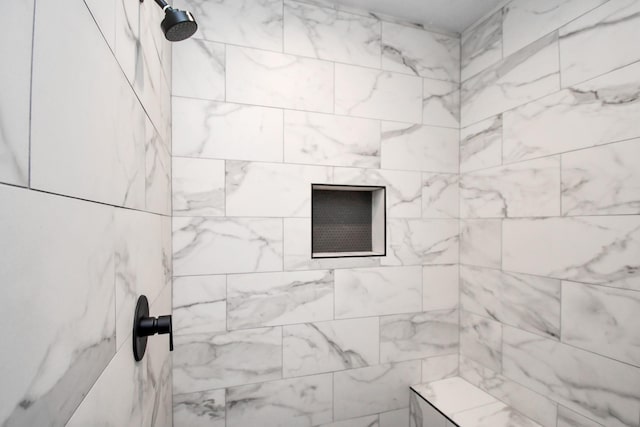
[411,377,542,427]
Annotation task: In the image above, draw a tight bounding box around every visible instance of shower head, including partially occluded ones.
[147,0,198,42]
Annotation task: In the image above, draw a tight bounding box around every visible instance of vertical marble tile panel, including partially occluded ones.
[383,219,459,266]
[335,266,422,318]
[422,173,459,219]
[421,354,459,383]
[227,270,334,330]
[335,64,423,123]
[173,275,227,336]
[173,389,225,427]
[283,317,380,377]
[379,408,408,427]
[226,374,333,427]
[226,46,334,113]
[422,79,460,128]
[423,265,459,312]
[172,38,225,100]
[460,115,502,173]
[284,110,380,168]
[173,217,283,276]
[173,157,225,217]
[175,0,283,51]
[381,22,459,82]
[334,360,421,420]
[556,406,604,427]
[460,311,502,372]
[284,1,381,68]
[460,219,501,269]
[381,122,458,173]
[172,97,284,163]
[461,10,502,82]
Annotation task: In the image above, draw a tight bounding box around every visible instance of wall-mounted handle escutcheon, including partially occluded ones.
[133,295,173,361]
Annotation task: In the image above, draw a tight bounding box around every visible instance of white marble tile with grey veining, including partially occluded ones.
[460,115,502,173]
[559,0,640,87]
[145,118,171,216]
[452,401,542,427]
[383,219,459,266]
[283,317,379,377]
[335,266,422,318]
[172,157,225,217]
[173,327,282,394]
[284,110,380,168]
[502,326,640,427]
[409,389,448,427]
[319,414,380,427]
[562,138,640,216]
[335,64,423,124]
[422,173,458,219]
[460,311,502,372]
[411,377,498,416]
[379,408,409,427]
[172,38,225,100]
[173,389,225,427]
[423,265,459,312]
[226,161,332,217]
[84,0,115,48]
[284,0,380,68]
[461,266,561,339]
[503,61,640,163]
[421,354,459,383]
[461,9,502,82]
[172,97,283,163]
[460,156,561,218]
[173,275,226,336]
[460,219,501,269]
[461,33,559,127]
[226,374,333,427]
[175,0,283,51]
[334,167,422,218]
[381,22,459,82]
[503,216,640,291]
[562,281,640,367]
[226,46,334,113]
[334,361,421,421]
[422,79,460,128]
[380,310,458,363]
[173,217,283,276]
[381,122,458,173]
[227,270,334,330]
[556,405,604,427]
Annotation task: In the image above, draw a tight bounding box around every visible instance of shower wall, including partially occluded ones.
[0,0,172,425]
[458,1,640,426]
[170,0,460,425]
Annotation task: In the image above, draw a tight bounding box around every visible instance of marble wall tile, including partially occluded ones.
[562,138,640,216]
[460,156,561,218]
[380,310,459,363]
[502,61,640,163]
[227,270,334,330]
[461,33,560,127]
[284,1,381,68]
[114,0,140,86]
[334,360,421,420]
[172,157,225,217]
[562,281,640,367]
[461,10,502,82]
[460,311,502,372]
[173,275,227,336]
[320,415,380,427]
[226,46,334,113]
[422,79,460,128]
[0,186,115,426]
[175,0,283,51]
[422,173,459,219]
[226,374,333,427]
[461,266,561,339]
[503,0,607,57]
[381,22,459,82]
[284,111,380,168]
[423,265,459,312]
[172,38,225,101]
[503,216,640,291]
[173,389,225,427]
[381,122,458,173]
[460,219,501,269]
[173,327,282,393]
[460,115,502,173]
[333,167,422,218]
[379,408,408,427]
[335,64,423,123]
[226,161,332,217]
[145,118,171,216]
[172,97,283,163]
[173,217,283,276]
[335,266,422,318]
[0,0,33,186]
[409,390,448,427]
[383,219,459,266]
[559,0,640,87]
[283,318,380,377]
[84,0,115,48]
[502,326,640,427]
[421,354,459,383]
[556,406,604,427]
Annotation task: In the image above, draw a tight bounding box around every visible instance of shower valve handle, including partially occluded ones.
[132,295,173,361]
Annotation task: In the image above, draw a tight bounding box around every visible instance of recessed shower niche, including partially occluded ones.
[311,184,386,258]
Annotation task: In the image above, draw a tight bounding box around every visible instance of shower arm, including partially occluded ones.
[139,0,173,10]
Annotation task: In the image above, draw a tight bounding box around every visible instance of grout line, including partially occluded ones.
[27,0,37,189]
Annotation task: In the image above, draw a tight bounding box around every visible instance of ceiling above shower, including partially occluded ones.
[330,0,507,33]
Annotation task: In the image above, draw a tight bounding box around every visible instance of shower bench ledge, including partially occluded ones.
[410,377,542,427]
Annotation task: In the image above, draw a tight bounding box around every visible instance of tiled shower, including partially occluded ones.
[0,0,639,426]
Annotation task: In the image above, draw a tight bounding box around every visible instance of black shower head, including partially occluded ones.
[150,0,198,42]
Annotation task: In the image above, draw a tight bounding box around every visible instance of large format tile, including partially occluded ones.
[145,117,171,216]
[422,173,459,219]
[173,275,227,336]
[172,157,225,217]
[421,354,459,383]
[459,219,501,269]
[383,219,459,266]
[173,389,225,427]
[461,9,502,82]
[226,46,334,113]
[423,265,459,312]
[460,115,502,173]
[172,38,225,100]
[0,186,115,426]
[422,79,460,128]
[460,311,502,372]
